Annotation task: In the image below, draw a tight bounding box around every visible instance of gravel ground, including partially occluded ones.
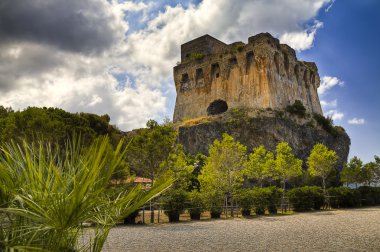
[102,207,380,252]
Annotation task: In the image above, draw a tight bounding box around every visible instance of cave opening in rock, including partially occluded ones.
[207,100,228,115]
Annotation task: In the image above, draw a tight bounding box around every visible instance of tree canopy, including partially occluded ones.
[199,133,247,197]
[307,143,338,190]
[244,145,274,187]
[0,106,121,146]
[126,120,177,183]
[275,142,303,191]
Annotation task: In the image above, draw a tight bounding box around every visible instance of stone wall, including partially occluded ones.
[173,33,323,122]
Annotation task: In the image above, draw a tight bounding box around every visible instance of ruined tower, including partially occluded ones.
[173,33,323,122]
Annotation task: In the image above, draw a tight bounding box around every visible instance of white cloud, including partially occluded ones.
[0,0,333,131]
[348,118,366,125]
[280,21,323,51]
[318,76,344,95]
[325,110,344,121]
[320,99,337,109]
[325,0,336,12]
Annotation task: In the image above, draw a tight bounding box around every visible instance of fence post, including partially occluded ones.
[157,203,160,223]
[142,206,145,224]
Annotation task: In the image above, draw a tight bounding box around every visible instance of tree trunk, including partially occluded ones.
[150,174,155,223]
[281,180,286,212]
[322,178,329,208]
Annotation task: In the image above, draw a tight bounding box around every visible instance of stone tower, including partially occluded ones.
[173,33,323,122]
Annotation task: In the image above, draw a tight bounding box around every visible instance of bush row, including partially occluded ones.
[155,186,380,223]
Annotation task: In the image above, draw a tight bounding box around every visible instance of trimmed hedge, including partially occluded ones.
[358,186,380,206]
[328,187,361,208]
[288,186,324,211]
[237,187,283,216]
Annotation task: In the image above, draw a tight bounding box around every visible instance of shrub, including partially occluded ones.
[313,113,333,131]
[188,191,206,220]
[286,100,306,117]
[358,186,380,206]
[288,186,324,211]
[275,110,284,119]
[313,113,344,137]
[328,187,361,208]
[252,188,270,215]
[237,189,254,216]
[236,44,244,52]
[162,189,188,222]
[207,191,224,218]
[189,53,205,60]
[267,186,283,214]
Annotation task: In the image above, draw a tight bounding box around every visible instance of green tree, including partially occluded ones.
[199,133,247,215]
[307,143,338,202]
[360,162,377,186]
[0,106,122,146]
[275,142,303,193]
[186,153,206,191]
[127,120,177,183]
[341,156,362,188]
[126,120,176,223]
[160,145,193,190]
[374,156,380,184]
[244,145,275,187]
[307,144,338,188]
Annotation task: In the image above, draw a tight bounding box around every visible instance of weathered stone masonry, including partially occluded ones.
[173,33,323,122]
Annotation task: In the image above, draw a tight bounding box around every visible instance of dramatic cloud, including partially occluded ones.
[318,76,344,95]
[348,118,366,125]
[0,0,332,131]
[0,0,128,54]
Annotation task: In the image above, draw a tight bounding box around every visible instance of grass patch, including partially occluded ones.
[182,116,210,126]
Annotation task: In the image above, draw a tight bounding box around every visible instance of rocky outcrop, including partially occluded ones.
[178,112,350,170]
[173,33,322,122]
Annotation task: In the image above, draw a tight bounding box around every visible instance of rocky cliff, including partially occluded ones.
[178,110,350,170]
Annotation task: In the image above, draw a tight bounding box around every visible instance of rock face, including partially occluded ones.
[173,33,322,122]
[178,113,350,170]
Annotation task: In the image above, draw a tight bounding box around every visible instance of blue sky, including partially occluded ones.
[0,0,378,162]
[299,0,380,161]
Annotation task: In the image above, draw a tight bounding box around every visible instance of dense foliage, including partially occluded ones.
[0,106,122,146]
[126,120,177,181]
